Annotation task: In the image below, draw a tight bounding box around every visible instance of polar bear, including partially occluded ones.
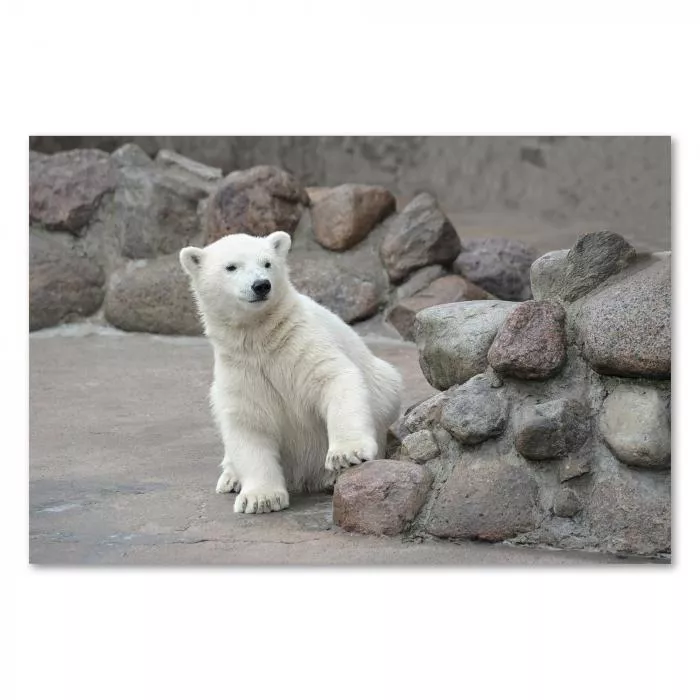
[179,231,403,514]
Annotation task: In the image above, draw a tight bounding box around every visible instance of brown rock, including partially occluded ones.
[29,149,118,234]
[311,184,395,251]
[306,187,332,205]
[203,165,310,243]
[333,460,433,536]
[104,254,202,335]
[387,275,492,341]
[487,300,567,380]
[29,230,106,330]
[425,457,539,541]
[380,193,461,283]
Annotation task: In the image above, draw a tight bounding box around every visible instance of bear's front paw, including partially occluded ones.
[325,438,378,472]
[233,488,290,514]
[215,470,241,494]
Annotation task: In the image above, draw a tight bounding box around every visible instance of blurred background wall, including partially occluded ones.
[29,135,671,252]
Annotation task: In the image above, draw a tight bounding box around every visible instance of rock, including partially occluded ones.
[104,254,202,335]
[306,187,332,205]
[453,237,538,301]
[530,249,568,301]
[414,300,518,390]
[379,193,461,283]
[426,457,539,541]
[558,230,636,302]
[332,460,433,536]
[288,253,382,324]
[553,488,581,517]
[404,391,450,433]
[440,374,509,445]
[559,454,591,482]
[29,231,105,330]
[387,275,491,341]
[203,165,310,243]
[599,385,671,469]
[588,470,671,555]
[111,143,153,168]
[515,398,589,460]
[155,149,222,182]
[311,184,395,251]
[111,165,210,259]
[402,430,440,463]
[487,300,567,379]
[29,149,118,234]
[576,256,671,378]
[395,265,446,300]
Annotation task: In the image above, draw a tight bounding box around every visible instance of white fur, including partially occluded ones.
[180,231,403,514]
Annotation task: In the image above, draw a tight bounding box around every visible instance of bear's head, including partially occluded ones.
[179,231,292,325]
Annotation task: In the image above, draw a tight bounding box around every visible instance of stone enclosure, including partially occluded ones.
[335,232,671,557]
[28,145,671,558]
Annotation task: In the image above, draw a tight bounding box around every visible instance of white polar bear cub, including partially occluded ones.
[180,231,403,515]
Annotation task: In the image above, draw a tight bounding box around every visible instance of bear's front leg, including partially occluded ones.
[220,424,290,514]
[321,370,379,472]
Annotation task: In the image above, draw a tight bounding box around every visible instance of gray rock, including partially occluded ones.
[387,275,491,341]
[530,249,568,301]
[29,149,118,234]
[414,300,518,390]
[311,184,395,251]
[558,230,636,302]
[104,254,202,335]
[404,391,451,433]
[515,398,589,460]
[402,430,440,463]
[29,231,106,330]
[453,237,538,301]
[440,374,509,445]
[559,454,591,482]
[203,165,310,244]
[332,460,433,536]
[155,149,222,182]
[576,256,671,378]
[600,385,671,469]
[426,457,539,541]
[553,488,581,517]
[395,265,446,300]
[487,300,567,380]
[379,193,461,283]
[111,143,153,168]
[588,470,671,555]
[111,165,210,259]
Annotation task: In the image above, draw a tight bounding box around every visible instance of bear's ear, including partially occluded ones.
[268,231,292,257]
[180,247,204,277]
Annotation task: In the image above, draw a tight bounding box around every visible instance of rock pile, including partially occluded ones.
[28,145,536,333]
[333,231,671,557]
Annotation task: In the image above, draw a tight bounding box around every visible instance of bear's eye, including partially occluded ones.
[225,264,237,272]
[264,261,271,269]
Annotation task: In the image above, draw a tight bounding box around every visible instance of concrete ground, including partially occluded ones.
[29,326,662,566]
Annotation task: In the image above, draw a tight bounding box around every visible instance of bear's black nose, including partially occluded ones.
[251,279,271,297]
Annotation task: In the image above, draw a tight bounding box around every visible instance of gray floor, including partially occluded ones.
[29,327,662,566]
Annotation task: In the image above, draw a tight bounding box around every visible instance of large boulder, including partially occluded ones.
[575,256,671,378]
[203,165,310,243]
[311,184,395,251]
[29,231,105,330]
[440,374,509,445]
[379,193,461,283]
[387,275,491,341]
[413,300,518,390]
[333,460,433,536]
[104,254,202,335]
[453,237,538,301]
[426,457,539,541]
[29,149,118,234]
[599,385,671,469]
[487,300,567,380]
